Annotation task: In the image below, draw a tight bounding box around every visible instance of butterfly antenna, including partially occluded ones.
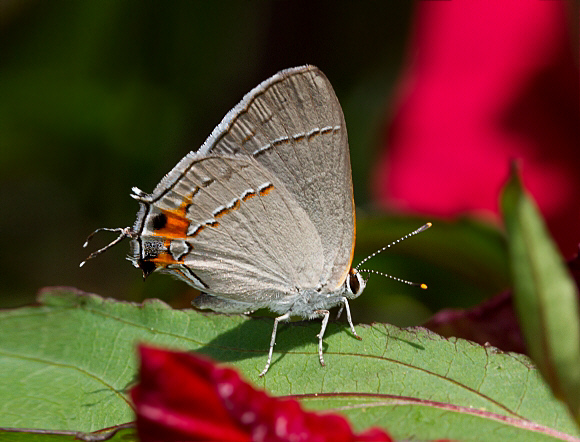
[355,222,432,270]
[80,227,133,267]
[358,269,427,289]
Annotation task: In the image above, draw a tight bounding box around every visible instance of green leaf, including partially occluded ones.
[501,163,580,425]
[1,288,579,441]
[0,427,135,441]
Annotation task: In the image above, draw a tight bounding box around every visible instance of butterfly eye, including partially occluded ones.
[346,268,364,297]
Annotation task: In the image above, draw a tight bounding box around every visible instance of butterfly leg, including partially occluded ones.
[336,304,344,320]
[315,309,330,366]
[340,297,362,340]
[259,312,291,377]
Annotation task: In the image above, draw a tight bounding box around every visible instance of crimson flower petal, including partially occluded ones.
[131,346,393,442]
[131,346,250,442]
[374,0,580,257]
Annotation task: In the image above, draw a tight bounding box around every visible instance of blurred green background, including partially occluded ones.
[0,1,508,324]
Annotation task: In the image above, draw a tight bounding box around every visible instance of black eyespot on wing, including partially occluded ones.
[152,213,167,230]
[139,259,157,279]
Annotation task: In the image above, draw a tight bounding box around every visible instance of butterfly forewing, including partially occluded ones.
[198,66,355,291]
[133,156,324,302]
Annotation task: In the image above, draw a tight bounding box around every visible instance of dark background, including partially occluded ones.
[1,1,504,325]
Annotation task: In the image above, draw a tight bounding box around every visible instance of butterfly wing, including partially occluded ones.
[194,65,355,291]
[130,155,324,306]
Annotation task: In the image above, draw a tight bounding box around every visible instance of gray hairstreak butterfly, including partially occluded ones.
[82,65,431,376]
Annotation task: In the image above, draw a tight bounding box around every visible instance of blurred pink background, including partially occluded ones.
[374,0,580,258]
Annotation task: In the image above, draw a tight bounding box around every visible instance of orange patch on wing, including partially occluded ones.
[191,220,220,238]
[152,251,179,266]
[152,240,182,266]
[242,191,256,201]
[259,184,274,196]
[214,200,241,218]
[336,187,356,290]
[190,224,205,237]
[154,195,193,240]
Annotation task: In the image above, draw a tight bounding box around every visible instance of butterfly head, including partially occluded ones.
[344,268,366,299]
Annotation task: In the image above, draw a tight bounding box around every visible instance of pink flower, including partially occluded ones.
[131,346,393,442]
[374,0,580,257]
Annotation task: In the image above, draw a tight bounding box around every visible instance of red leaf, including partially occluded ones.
[424,290,526,354]
[425,253,580,354]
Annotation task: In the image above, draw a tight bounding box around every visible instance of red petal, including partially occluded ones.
[374,0,580,257]
[355,427,394,442]
[132,346,393,442]
[131,346,250,442]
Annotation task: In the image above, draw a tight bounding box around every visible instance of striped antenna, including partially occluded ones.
[80,227,134,267]
[358,269,427,289]
[356,222,432,270]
